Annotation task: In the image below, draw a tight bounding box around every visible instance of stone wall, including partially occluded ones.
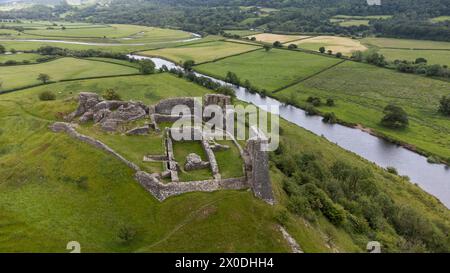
[50,122,141,172]
[135,171,247,201]
[164,129,179,182]
[154,97,197,115]
[201,138,221,180]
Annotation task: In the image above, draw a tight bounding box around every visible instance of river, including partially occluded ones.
[0,33,202,46]
[131,55,450,208]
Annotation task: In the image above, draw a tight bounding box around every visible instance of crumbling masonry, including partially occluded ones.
[51,92,274,204]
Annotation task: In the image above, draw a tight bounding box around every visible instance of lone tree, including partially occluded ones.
[439,95,450,116]
[139,59,155,74]
[183,60,195,71]
[263,44,272,52]
[319,47,326,53]
[381,104,409,129]
[37,73,50,84]
[0,44,5,54]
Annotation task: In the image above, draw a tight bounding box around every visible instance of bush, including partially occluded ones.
[273,41,282,48]
[139,59,155,74]
[306,96,321,106]
[438,95,450,116]
[216,86,235,98]
[319,47,325,53]
[336,52,343,58]
[427,156,440,164]
[117,225,137,244]
[274,209,290,226]
[304,105,319,115]
[386,166,398,175]
[381,104,409,129]
[103,89,121,100]
[183,60,195,71]
[325,98,335,107]
[38,91,56,101]
[288,44,298,49]
[322,112,337,124]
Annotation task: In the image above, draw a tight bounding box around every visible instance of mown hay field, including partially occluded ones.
[139,41,261,64]
[294,36,367,55]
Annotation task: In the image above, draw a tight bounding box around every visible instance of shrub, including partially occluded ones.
[306,96,321,106]
[38,91,56,101]
[103,89,121,100]
[336,52,343,58]
[139,59,155,74]
[322,112,337,124]
[386,166,398,175]
[304,105,319,115]
[4,60,17,65]
[427,156,440,164]
[415,57,427,64]
[326,98,335,106]
[183,60,195,71]
[263,44,272,52]
[273,41,282,48]
[288,44,298,49]
[216,86,235,98]
[274,209,290,226]
[438,95,450,116]
[37,73,51,84]
[117,225,137,244]
[319,47,326,53]
[381,104,409,129]
[225,71,240,85]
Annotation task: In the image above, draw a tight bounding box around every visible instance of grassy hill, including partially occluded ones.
[0,71,449,252]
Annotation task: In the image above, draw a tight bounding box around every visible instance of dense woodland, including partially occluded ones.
[1,0,450,41]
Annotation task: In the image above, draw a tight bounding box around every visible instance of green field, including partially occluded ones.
[196,48,341,91]
[0,53,42,64]
[332,15,392,20]
[139,41,260,64]
[337,20,370,27]
[0,57,138,91]
[362,37,450,50]
[362,37,450,66]
[378,48,450,66]
[273,61,450,160]
[224,29,261,37]
[430,16,450,23]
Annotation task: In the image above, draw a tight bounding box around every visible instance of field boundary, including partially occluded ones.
[82,57,140,69]
[195,46,263,66]
[272,59,347,93]
[281,36,317,45]
[0,73,142,95]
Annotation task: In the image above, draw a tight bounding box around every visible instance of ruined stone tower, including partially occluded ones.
[245,127,275,204]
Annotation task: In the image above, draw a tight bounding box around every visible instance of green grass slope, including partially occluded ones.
[0,74,290,252]
[0,70,449,252]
